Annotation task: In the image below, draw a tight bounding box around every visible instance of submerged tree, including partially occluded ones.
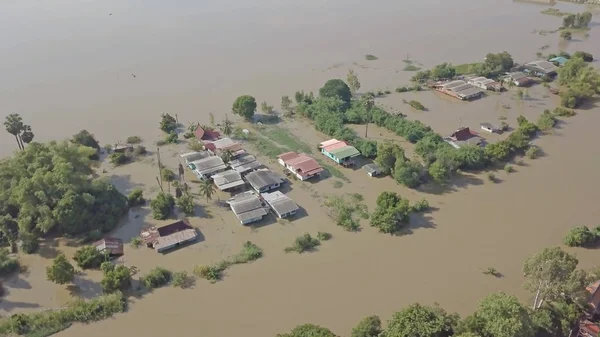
[319,79,352,104]
[347,69,361,95]
[361,93,375,138]
[281,95,293,117]
[46,254,75,285]
[232,95,257,120]
[219,114,234,137]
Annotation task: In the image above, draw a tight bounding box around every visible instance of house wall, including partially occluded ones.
[258,183,280,193]
[241,216,263,225]
[321,149,341,164]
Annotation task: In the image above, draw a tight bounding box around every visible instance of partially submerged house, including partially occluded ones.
[480,123,500,133]
[113,144,133,153]
[319,139,361,166]
[226,191,270,225]
[180,151,212,165]
[228,154,262,175]
[363,163,383,177]
[467,77,503,92]
[140,220,198,253]
[194,126,221,141]
[245,169,285,193]
[523,60,558,77]
[188,156,227,179]
[503,72,532,87]
[212,170,246,192]
[204,137,244,156]
[443,127,483,149]
[278,152,323,181]
[549,56,569,67]
[93,238,124,257]
[434,80,484,100]
[262,191,299,219]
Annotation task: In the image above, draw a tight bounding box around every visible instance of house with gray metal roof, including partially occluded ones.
[188,156,227,179]
[212,170,246,192]
[226,191,270,225]
[262,191,299,219]
[245,169,285,193]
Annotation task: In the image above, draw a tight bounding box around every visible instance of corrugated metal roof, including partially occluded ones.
[262,191,299,216]
[328,146,360,160]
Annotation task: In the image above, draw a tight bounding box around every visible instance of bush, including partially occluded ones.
[365,54,378,60]
[537,111,557,131]
[101,265,132,293]
[141,267,172,289]
[194,265,222,282]
[133,145,147,156]
[573,51,593,62]
[487,173,496,182]
[384,90,391,94]
[553,106,576,117]
[564,226,598,247]
[188,138,204,151]
[410,198,430,213]
[165,132,178,144]
[73,245,105,269]
[20,232,39,254]
[284,233,321,253]
[160,113,177,133]
[396,86,408,93]
[504,164,514,173]
[126,136,142,144]
[127,188,145,207]
[317,232,332,241]
[176,194,195,216]
[0,248,19,276]
[231,241,263,264]
[109,152,127,166]
[150,192,175,220]
[161,168,176,182]
[172,271,193,289]
[408,100,425,111]
[130,237,142,248]
[526,146,541,159]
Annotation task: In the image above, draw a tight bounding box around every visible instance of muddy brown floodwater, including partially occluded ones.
[1,0,600,336]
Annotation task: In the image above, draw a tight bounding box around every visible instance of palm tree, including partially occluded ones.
[4,114,24,150]
[219,114,234,137]
[221,149,234,164]
[199,179,216,203]
[361,93,375,138]
[20,125,34,145]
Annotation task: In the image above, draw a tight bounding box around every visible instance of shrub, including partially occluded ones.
[573,51,593,62]
[377,90,384,96]
[408,100,425,111]
[20,232,39,254]
[176,194,195,216]
[85,229,103,243]
[103,144,113,153]
[504,164,514,173]
[127,188,145,207]
[194,265,222,282]
[150,192,175,220]
[284,233,320,253]
[384,90,391,94]
[73,245,105,269]
[317,232,332,241]
[231,241,263,264]
[165,132,178,144]
[130,237,143,248]
[526,146,541,159]
[172,271,193,289]
[537,111,557,131]
[500,121,509,131]
[410,198,430,213]
[396,86,408,93]
[109,152,127,166]
[188,138,204,151]
[564,226,598,247]
[365,54,378,60]
[141,267,172,289]
[133,145,147,156]
[161,168,176,182]
[126,136,142,144]
[0,248,19,276]
[553,106,576,117]
[487,173,496,182]
[101,265,132,293]
[160,113,177,133]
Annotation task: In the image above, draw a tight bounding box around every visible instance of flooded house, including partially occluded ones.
[262,191,299,219]
[188,156,227,180]
[140,220,198,253]
[228,154,262,175]
[194,126,221,141]
[579,320,600,337]
[363,163,383,177]
[480,123,500,133]
[523,60,558,77]
[93,238,124,257]
[443,127,483,149]
[467,76,503,91]
[278,152,324,181]
[204,137,245,157]
[212,170,246,192]
[503,72,532,87]
[180,150,212,165]
[319,139,361,166]
[245,169,285,193]
[226,191,270,225]
[549,56,568,67]
[433,80,484,100]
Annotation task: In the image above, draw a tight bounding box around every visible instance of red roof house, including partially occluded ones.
[444,127,483,149]
[278,151,323,181]
[195,127,221,141]
[580,320,600,337]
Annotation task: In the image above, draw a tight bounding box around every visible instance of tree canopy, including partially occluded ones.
[431,63,456,80]
[319,79,352,104]
[557,57,600,108]
[277,324,337,337]
[71,130,100,151]
[382,303,459,337]
[370,192,411,234]
[0,141,129,238]
[46,253,75,285]
[351,315,382,337]
[232,95,257,119]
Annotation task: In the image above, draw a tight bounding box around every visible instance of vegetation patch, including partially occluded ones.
[284,233,321,253]
[541,8,571,16]
[0,292,126,337]
[194,242,263,283]
[564,225,600,247]
[172,271,194,289]
[332,180,344,188]
[553,106,576,117]
[365,54,378,61]
[127,188,145,207]
[262,126,314,154]
[324,194,369,231]
[0,248,19,276]
[407,100,426,111]
[316,232,332,241]
[141,267,172,289]
[73,245,105,269]
[403,64,421,71]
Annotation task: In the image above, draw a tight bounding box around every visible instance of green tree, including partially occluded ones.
[150,192,175,220]
[160,113,178,133]
[361,93,375,137]
[484,141,511,162]
[455,145,488,170]
[281,95,293,117]
[46,253,75,285]
[199,179,216,203]
[375,141,406,174]
[370,191,411,234]
[394,159,422,188]
[351,315,382,337]
[71,130,100,151]
[127,188,145,207]
[101,264,132,293]
[19,125,34,146]
[523,247,579,309]
[564,226,597,247]
[347,69,361,95]
[232,95,257,120]
[276,324,336,337]
[563,14,575,28]
[431,63,456,80]
[219,114,234,137]
[0,248,19,276]
[483,52,514,75]
[0,215,19,253]
[382,303,459,337]
[460,293,533,337]
[141,267,172,289]
[319,79,352,104]
[176,194,195,216]
[4,113,25,150]
[260,101,274,114]
[73,245,104,269]
[573,51,593,62]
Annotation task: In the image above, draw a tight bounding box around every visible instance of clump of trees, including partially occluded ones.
[564,225,600,247]
[370,192,412,234]
[127,188,145,206]
[160,113,178,133]
[537,110,557,131]
[100,262,132,293]
[46,253,75,285]
[141,267,172,289]
[412,52,514,81]
[0,142,129,242]
[319,79,352,105]
[71,130,101,159]
[408,100,425,111]
[346,70,361,95]
[557,57,600,108]
[284,233,321,253]
[324,194,369,231]
[4,113,35,151]
[562,12,593,29]
[573,51,593,62]
[232,95,257,120]
[0,248,19,276]
[73,245,105,269]
[150,192,175,220]
[176,194,195,216]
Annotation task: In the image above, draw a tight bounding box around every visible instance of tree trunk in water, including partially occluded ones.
[14,135,23,150]
[365,122,369,138]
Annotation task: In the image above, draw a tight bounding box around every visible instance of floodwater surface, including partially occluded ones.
[1,1,600,337]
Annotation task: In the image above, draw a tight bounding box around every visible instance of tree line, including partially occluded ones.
[277,246,600,337]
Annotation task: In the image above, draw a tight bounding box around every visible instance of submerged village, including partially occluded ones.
[2,2,600,337]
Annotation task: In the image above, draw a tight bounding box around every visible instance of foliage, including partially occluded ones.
[316,232,332,241]
[394,160,423,188]
[365,54,378,60]
[160,113,178,133]
[404,65,421,71]
[150,192,175,220]
[194,265,222,282]
[324,195,368,231]
[260,101,275,114]
[354,139,377,158]
[537,111,557,131]
[456,145,488,170]
[431,62,456,80]
[127,188,145,207]
[0,248,19,276]
[194,242,262,282]
[573,51,593,62]
[133,145,147,156]
[4,113,35,151]
[481,51,514,77]
[319,79,352,104]
[382,302,459,337]
[71,130,100,154]
[563,226,598,247]
[73,245,104,269]
[172,271,193,289]
[347,69,361,94]
[375,141,406,174]
[410,198,430,213]
[557,56,600,108]
[285,233,321,253]
[408,100,425,111]
[161,168,175,182]
[277,324,337,337]
[562,12,592,29]
[281,96,293,116]
[553,106,576,117]
[130,237,142,248]
[101,264,132,293]
[370,192,411,234]
[485,141,511,162]
[504,164,514,173]
[412,70,432,82]
[0,292,126,337]
[188,138,204,151]
[560,31,572,40]
[198,179,217,203]
[0,142,129,237]
[141,267,172,289]
[109,152,128,166]
[46,253,75,284]
[526,146,541,159]
[126,136,142,144]
[351,315,382,337]
[176,194,195,216]
[165,131,178,144]
[232,95,257,120]
[20,232,39,254]
[219,114,235,137]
